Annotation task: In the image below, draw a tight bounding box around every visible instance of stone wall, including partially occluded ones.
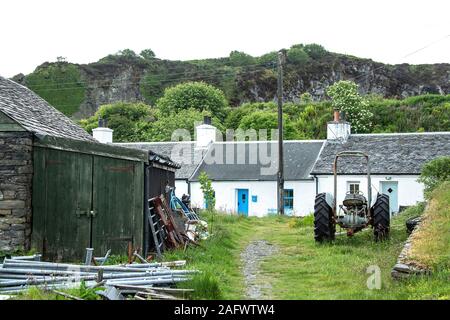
[0,131,33,252]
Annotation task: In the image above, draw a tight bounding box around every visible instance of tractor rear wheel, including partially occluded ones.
[314,193,335,242]
[371,193,390,241]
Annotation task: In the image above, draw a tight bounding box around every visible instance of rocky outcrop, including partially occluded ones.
[0,132,33,252]
[15,52,450,119]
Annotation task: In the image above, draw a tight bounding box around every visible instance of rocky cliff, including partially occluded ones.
[12,51,450,119]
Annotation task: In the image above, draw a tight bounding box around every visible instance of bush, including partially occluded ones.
[79,102,154,142]
[229,51,256,66]
[327,80,373,133]
[418,156,450,197]
[303,43,327,59]
[287,47,310,65]
[156,82,229,121]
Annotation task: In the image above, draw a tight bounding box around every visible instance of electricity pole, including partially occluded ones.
[277,50,286,215]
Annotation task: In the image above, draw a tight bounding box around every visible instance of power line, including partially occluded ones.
[22,61,277,88]
[24,66,276,93]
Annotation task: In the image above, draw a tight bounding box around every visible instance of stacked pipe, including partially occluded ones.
[0,258,197,294]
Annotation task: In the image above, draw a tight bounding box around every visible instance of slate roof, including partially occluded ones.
[311,133,450,175]
[190,141,324,181]
[0,76,95,142]
[116,142,206,179]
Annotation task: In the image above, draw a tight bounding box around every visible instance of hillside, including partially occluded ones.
[11,46,450,119]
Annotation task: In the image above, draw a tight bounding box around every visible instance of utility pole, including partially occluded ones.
[277,50,286,215]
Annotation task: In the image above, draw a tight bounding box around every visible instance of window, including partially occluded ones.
[283,189,294,214]
[348,182,360,194]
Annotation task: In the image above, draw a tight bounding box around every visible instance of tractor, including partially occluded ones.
[314,151,390,242]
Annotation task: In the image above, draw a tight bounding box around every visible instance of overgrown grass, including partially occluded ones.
[408,182,450,271]
[168,206,448,300]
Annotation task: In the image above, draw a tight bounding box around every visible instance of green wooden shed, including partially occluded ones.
[0,76,178,260]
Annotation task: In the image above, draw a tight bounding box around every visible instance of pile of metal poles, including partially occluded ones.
[0,256,197,297]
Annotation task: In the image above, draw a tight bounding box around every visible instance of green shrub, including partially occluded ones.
[418,156,450,197]
[156,82,229,120]
[303,43,327,59]
[287,47,310,65]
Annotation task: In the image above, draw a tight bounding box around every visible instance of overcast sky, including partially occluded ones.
[1,0,449,77]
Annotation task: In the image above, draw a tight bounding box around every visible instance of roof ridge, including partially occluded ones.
[351,131,450,137]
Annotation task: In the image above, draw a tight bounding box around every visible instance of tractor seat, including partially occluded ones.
[343,192,367,207]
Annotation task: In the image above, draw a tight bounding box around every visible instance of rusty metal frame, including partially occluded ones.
[333,151,371,216]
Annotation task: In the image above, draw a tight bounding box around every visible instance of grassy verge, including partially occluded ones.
[169,207,449,300]
[408,182,450,271]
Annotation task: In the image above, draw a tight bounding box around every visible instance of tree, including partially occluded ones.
[156,82,229,120]
[136,108,225,142]
[303,43,327,59]
[79,102,154,142]
[229,51,256,66]
[238,111,298,140]
[118,49,138,58]
[198,172,215,210]
[326,80,373,133]
[287,47,310,65]
[140,49,156,60]
[257,51,277,66]
[418,156,450,197]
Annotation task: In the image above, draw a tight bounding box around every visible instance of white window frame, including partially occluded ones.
[347,181,360,194]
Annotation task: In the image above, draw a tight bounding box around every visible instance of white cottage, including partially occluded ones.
[311,117,450,214]
[117,115,450,217]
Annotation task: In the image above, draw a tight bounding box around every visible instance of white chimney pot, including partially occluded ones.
[92,127,113,143]
[327,121,351,141]
[195,124,216,148]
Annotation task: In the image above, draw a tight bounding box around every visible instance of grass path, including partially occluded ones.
[167,208,449,300]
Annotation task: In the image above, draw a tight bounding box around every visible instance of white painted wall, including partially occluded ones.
[189,180,316,217]
[316,175,424,211]
[174,180,189,197]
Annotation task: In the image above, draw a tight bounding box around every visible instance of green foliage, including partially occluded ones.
[287,46,310,65]
[136,108,224,142]
[156,82,229,120]
[287,215,314,228]
[79,102,154,142]
[140,48,156,60]
[238,110,298,140]
[25,62,86,116]
[229,51,256,66]
[199,172,215,210]
[418,156,450,197]
[257,51,277,65]
[303,43,327,59]
[178,272,222,300]
[327,80,373,133]
[300,92,312,104]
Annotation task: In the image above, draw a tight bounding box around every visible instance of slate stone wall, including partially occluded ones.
[0,131,33,252]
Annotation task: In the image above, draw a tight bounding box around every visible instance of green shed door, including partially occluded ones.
[91,157,143,254]
[32,148,92,261]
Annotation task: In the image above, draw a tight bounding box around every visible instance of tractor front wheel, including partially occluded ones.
[314,193,335,242]
[371,193,390,241]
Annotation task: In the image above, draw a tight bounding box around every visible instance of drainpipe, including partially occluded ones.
[187,179,191,196]
[314,175,318,195]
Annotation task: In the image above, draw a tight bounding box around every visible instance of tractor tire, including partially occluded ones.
[314,193,335,242]
[371,193,390,241]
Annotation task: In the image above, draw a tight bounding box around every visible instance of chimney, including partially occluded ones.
[195,116,216,148]
[92,117,114,143]
[327,109,351,141]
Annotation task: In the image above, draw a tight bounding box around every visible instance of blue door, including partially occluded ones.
[237,189,249,216]
[381,181,398,214]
